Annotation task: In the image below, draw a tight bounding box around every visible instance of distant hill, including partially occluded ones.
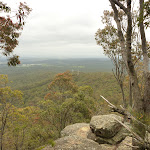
[0,58,114,73]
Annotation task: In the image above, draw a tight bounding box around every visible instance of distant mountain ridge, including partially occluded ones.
[0,58,114,72]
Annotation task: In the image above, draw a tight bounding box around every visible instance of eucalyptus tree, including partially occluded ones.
[0,1,31,66]
[40,71,97,137]
[96,0,150,149]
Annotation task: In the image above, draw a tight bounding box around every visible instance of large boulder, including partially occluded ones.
[100,136,132,150]
[88,136,132,150]
[61,123,90,138]
[42,135,103,150]
[90,114,123,138]
[88,120,130,145]
[41,136,132,150]
[40,114,132,150]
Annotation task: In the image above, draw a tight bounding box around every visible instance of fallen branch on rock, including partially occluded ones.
[114,118,144,144]
[100,95,150,149]
[100,95,150,133]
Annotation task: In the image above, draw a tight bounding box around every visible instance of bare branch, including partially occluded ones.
[100,95,127,116]
[100,95,116,108]
[101,94,150,148]
[114,118,144,144]
[115,118,150,149]
[100,95,150,133]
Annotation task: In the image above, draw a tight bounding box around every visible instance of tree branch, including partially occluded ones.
[110,0,128,14]
[100,95,127,116]
[100,95,150,148]
[114,118,144,144]
[100,95,150,133]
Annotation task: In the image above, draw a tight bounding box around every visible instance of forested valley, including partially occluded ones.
[0,58,129,150]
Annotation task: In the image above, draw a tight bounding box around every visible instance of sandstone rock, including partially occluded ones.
[41,114,132,150]
[90,114,123,138]
[87,130,122,145]
[100,144,116,150]
[88,130,115,144]
[117,136,132,150]
[43,135,103,150]
[61,123,90,138]
[88,121,129,145]
[94,136,132,150]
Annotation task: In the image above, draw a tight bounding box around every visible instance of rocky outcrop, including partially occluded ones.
[52,135,103,150]
[88,114,130,145]
[41,114,132,150]
[90,114,123,138]
[100,136,132,150]
[42,135,103,150]
[88,122,129,145]
[61,123,90,138]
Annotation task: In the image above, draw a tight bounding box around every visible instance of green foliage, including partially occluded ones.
[0,75,53,150]
[0,2,31,66]
[39,72,97,138]
[0,65,129,149]
[47,71,78,94]
[0,74,23,150]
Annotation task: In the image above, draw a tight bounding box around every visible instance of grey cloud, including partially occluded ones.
[13,0,110,58]
[20,15,97,48]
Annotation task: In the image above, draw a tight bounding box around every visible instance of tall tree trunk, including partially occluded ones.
[109,0,149,149]
[139,0,150,114]
[129,79,133,107]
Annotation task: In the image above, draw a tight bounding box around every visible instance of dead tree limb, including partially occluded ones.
[100,95,150,133]
[100,95,150,149]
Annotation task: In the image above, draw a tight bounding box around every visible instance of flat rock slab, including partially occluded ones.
[41,136,132,150]
[42,135,103,150]
[61,123,90,138]
[90,114,123,138]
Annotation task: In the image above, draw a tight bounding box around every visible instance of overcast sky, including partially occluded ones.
[2,0,112,59]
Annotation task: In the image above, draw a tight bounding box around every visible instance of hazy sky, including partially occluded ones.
[2,0,112,58]
[3,0,150,59]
